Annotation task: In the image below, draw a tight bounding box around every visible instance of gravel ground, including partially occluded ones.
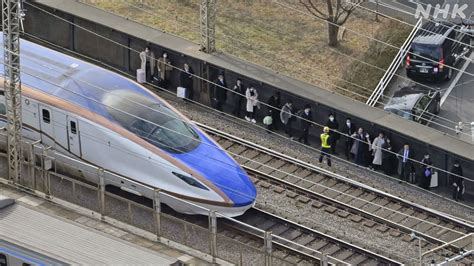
[161,93,474,223]
[256,185,420,263]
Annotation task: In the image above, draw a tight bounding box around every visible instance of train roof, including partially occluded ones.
[0,196,176,265]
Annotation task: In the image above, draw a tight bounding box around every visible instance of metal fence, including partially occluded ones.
[0,132,344,265]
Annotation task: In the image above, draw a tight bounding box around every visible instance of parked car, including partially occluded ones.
[384,85,441,124]
[406,20,471,82]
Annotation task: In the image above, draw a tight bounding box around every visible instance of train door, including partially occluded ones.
[39,105,54,146]
[67,116,81,157]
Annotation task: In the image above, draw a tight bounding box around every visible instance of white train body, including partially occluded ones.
[0,38,256,217]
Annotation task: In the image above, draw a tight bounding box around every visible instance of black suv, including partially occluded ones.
[406,21,471,82]
[384,85,441,124]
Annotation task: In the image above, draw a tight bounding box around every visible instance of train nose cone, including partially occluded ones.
[172,132,257,207]
[218,166,257,207]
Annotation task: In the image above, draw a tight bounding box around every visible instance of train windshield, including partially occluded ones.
[129,107,200,154]
[103,90,200,154]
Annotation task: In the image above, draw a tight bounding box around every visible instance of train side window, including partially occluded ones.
[0,253,7,266]
[70,121,77,134]
[42,109,50,124]
[0,103,6,115]
[22,263,31,266]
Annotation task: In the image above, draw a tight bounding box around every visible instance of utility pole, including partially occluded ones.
[199,0,216,53]
[2,0,22,184]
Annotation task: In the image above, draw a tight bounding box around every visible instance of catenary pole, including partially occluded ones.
[2,0,22,184]
[200,0,216,53]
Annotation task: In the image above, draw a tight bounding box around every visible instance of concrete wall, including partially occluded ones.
[22,1,473,195]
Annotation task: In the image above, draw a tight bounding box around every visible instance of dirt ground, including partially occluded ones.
[80,0,411,101]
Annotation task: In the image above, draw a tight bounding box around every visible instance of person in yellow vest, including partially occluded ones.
[319,127,332,167]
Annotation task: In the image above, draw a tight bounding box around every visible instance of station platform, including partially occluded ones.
[0,184,207,265]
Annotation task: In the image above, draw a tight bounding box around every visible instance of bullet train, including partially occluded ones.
[0,38,256,217]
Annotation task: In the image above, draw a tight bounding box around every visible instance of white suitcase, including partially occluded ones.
[136,69,146,83]
[430,172,438,188]
[177,86,187,98]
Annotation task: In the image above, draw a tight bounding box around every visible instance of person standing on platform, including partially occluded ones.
[179,63,194,101]
[245,86,259,123]
[267,92,281,130]
[326,114,340,155]
[157,52,172,88]
[382,137,395,175]
[139,46,155,82]
[371,132,385,170]
[298,104,312,144]
[397,144,415,183]
[210,73,228,111]
[352,128,369,166]
[231,79,244,117]
[451,161,464,201]
[342,118,356,160]
[319,127,332,167]
[280,101,295,139]
[420,153,433,190]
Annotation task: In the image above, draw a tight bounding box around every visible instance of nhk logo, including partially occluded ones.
[415,3,469,20]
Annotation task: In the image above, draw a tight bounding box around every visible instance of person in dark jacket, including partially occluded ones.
[210,73,227,111]
[381,137,395,175]
[420,153,433,190]
[451,161,464,201]
[326,114,340,155]
[351,128,369,166]
[397,144,416,183]
[342,118,356,160]
[298,105,312,144]
[230,79,244,117]
[280,101,295,139]
[267,92,281,130]
[179,63,194,100]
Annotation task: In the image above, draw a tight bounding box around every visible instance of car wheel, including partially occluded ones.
[445,68,453,81]
[434,100,441,115]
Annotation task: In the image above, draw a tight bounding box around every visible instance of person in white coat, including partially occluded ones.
[139,46,155,82]
[245,86,259,123]
[371,132,385,170]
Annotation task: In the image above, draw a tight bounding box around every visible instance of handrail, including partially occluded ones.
[366,17,423,107]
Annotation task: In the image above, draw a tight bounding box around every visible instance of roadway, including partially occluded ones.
[376,0,474,143]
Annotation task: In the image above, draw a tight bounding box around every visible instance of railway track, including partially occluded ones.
[230,207,400,265]
[200,123,474,264]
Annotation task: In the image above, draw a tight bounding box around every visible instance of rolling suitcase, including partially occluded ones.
[177,86,187,98]
[136,69,146,84]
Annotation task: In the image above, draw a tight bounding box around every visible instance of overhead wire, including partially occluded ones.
[120,0,472,136]
[21,2,473,182]
[24,1,470,139]
[3,57,468,238]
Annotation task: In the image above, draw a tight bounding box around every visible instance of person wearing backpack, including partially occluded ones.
[297,104,312,145]
[280,101,295,139]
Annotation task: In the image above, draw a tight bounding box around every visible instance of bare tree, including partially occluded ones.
[300,0,363,47]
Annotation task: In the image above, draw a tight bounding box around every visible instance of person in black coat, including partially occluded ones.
[397,144,416,183]
[451,161,464,201]
[230,79,244,117]
[326,113,340,154]
[342,118,356,160]
[267,92,281,130]
[210,73,227,111]
[298,104,312,144]
[420,153,433,190]
[179,63,194,100]
[352,127,369,166]
[381,137,395,175]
